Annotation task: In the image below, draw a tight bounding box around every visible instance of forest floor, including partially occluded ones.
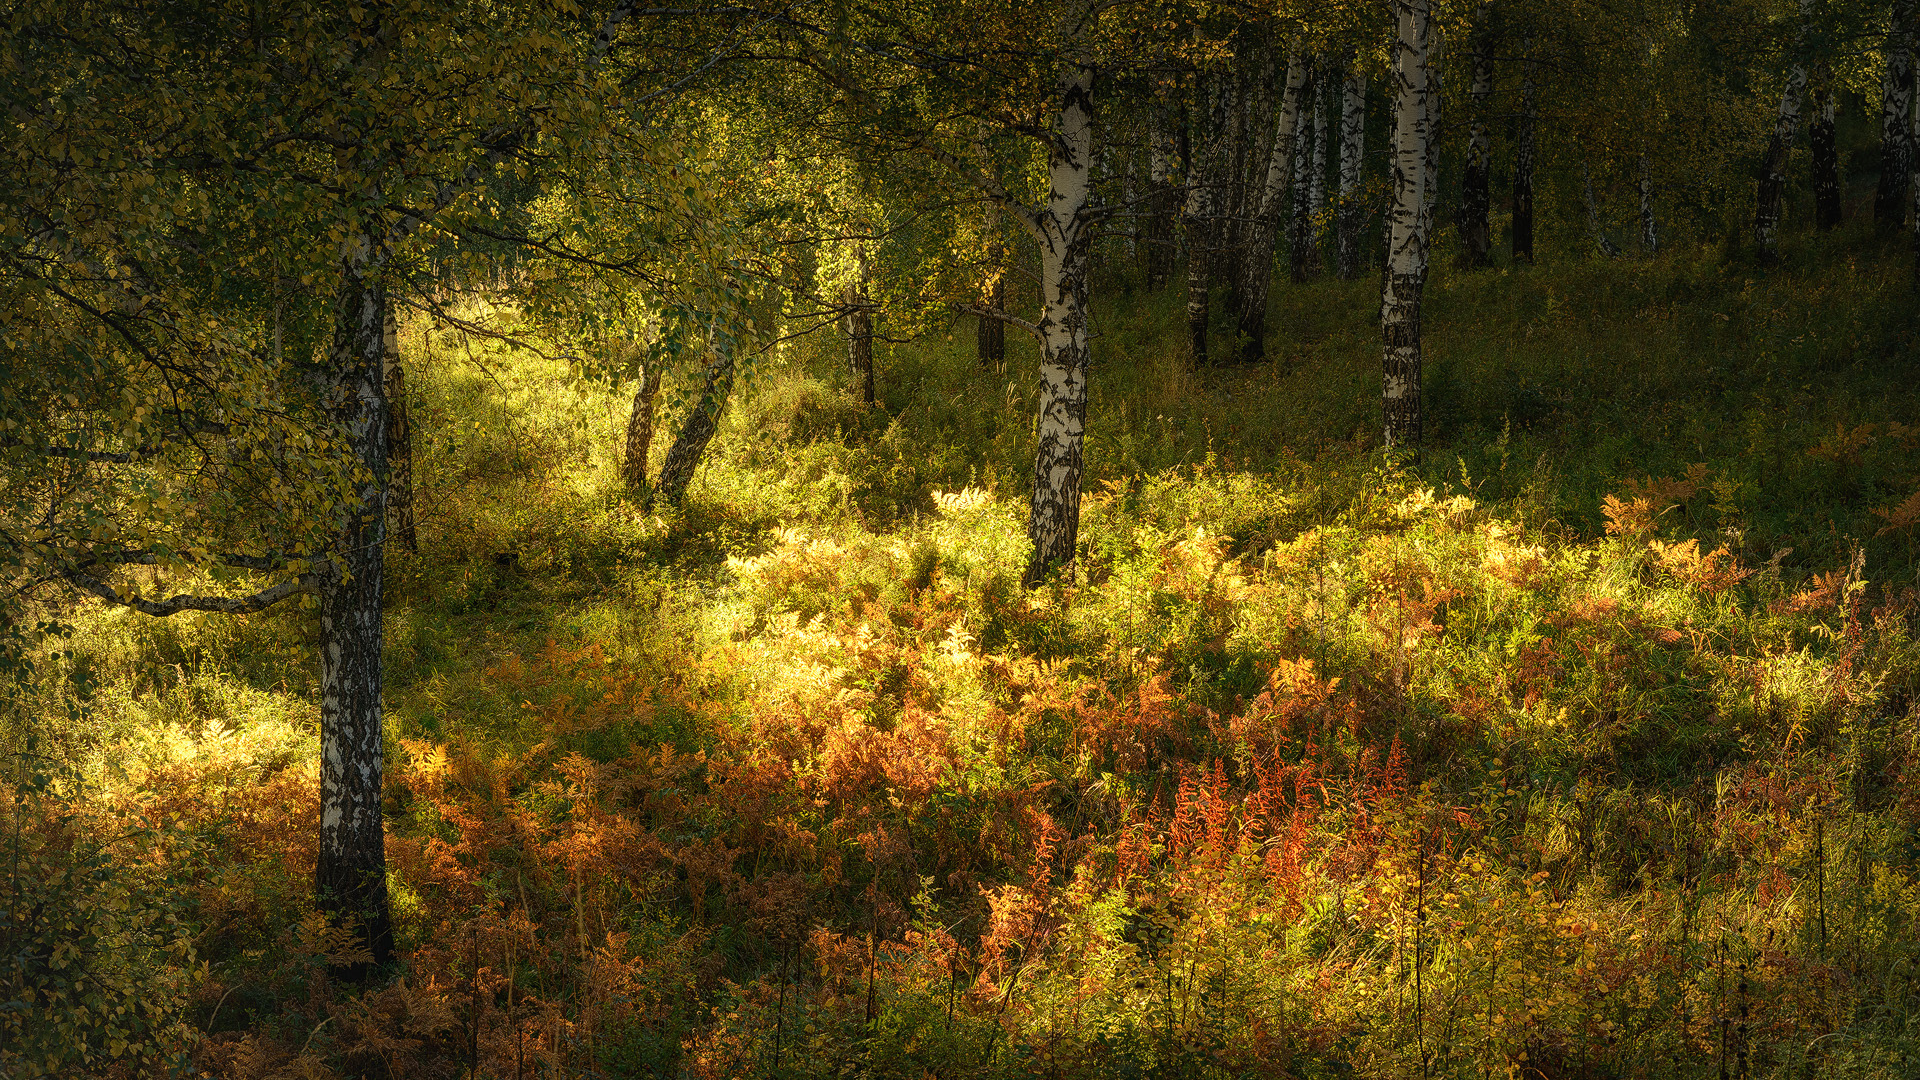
[10,223,1920,1079]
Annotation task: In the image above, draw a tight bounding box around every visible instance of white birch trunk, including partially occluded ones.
[1755,13,1809,261]
[317,232,392,971]
[1022,30,1097,586]
[1383,0,1433,451]
[1309,75,1328,222]
[1879,0,1918,228]
[1234,50,1309,362]
[1336,56,1367,279]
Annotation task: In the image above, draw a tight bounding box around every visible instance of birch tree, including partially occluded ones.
[1336,52,1369,279]
[1755,4,1812,262]
[1383,0,1435,451]
[1877,0,1918,228]
[1235,48,1311,362]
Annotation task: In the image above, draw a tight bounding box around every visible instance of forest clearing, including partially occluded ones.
[8,1,1920,1078]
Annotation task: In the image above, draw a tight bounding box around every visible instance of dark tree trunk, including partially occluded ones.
[1812,75,1840,231]
[976,275,1005,369]
[1460,3,1495,268]
[1290,60,1321,283]
[1755,55,1808,263]
[1144,105,1177,291]
[318,250,393,975]
[381,310,415,553]
[846,286,875,407]
[654,350,735,506]
[1513,63,1536,265]
[1877,0,1917,229]
[621,361,662,494]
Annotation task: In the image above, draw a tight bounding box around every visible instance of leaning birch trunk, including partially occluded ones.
[1022,57,1097,587]
[621,359,662,493]
[1811,68,1840,231]
[1185,70,1226,364]
[1460,3,1495,268]
[1336,55,1367,280]
[1878,0,1918,229]
[1234,47,1307,364]
[381,308,415,553]
[318,238,393,973]
[1513,57,1537,264]
[654,349,736,507]
[1383,0,1433,451]
[1755,43,1809,262]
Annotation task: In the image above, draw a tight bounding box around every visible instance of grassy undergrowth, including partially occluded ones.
[7,228,1920,1078]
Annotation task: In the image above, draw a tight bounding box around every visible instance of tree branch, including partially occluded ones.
[63,566,321,617]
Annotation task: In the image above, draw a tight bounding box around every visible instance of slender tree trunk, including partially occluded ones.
[1812,68,1841,231]
[655,350,736,507]
[1879,0,1918,229]
[1461,3,1495,268]
[1640,155,1659,255]
[1145,106,1176,290]
[1308,71,1328,225]
[1291,60,1320,283]
[1235,46,1307,364]
[1513,57,1537,265]
[381,308,415,553]
[1384,0,1434,452]
[317,242,393,973]
[1584,161,1622,256]
[979,206,1007,368]
[1186,70,1226,364]
[1336,54,1368,280]
[621,360,662,494]
[1755,44,1809,262]
[1022,57,1097,587]
[846,294,874,407]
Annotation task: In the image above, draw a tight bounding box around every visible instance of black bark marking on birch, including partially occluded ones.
[655,350,735,507]
[1878,1,1917,229]
[622,362,661,494]
[318,255,394,975]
